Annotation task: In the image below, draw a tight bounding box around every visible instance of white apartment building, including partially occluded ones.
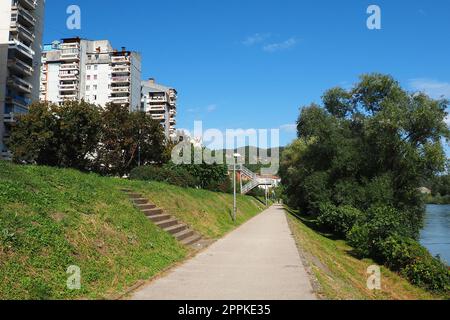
[0,0,46,159]
[40,38,142,111]
[141,78,177,138]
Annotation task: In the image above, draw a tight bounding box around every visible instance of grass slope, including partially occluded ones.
[0,161,264,300]
[286,208,444,300]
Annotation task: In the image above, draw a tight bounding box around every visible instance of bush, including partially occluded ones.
[317,204,362,237]
[347,205,410,259]
[378,236,450,293]
[129,165,197,188]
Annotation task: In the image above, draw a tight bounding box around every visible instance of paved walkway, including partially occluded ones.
[131,205,316,300]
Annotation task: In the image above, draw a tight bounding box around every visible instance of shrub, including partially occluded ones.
[317,204,362,237]
[347,205,410,260]
[378,235,450,293]
[129,165,197,188]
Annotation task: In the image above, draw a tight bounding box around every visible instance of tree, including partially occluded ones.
[94,104,166,176]
[281,73,450,238]
[8,101,101,170]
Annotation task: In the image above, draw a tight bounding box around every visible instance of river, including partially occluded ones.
[420,205,450,265]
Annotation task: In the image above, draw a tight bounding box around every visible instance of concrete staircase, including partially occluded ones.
[121,189,202,247]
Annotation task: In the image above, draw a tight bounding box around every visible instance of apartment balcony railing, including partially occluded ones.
[8,39,34,59]
[59,73,79,81]
[149,97,167,103]
[5,95,30,109]
[17,0,37,11]
[109,97,130,104]
[111,66,131,73]
[60,51,80,61]
[149,105,166,112]
[10,21,35,44]
[60,42,80,50]
[58,94,78,100]
[111,87,130,94]
[111,76,130,83]
[111,56,130,64]
[1,151,12,161]
[59,84,79,91]
[151,114,165,120]
[3,113,17,124]
[7,57,33,76]
[60,63,79,70]
[7,75,32,94]
[11,4,36,28]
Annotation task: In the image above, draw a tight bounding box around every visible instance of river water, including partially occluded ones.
[420,205,450,265]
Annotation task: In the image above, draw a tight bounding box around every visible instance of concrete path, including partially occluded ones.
[131,205,316,300]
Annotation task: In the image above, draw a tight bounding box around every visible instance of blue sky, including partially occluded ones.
[43,0,450,150]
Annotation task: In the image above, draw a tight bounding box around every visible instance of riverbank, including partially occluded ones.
[286,208,447,300]
[421,205,450,265]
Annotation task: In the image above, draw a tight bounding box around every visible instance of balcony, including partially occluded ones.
[60,63,79,70]
[111,66,131,73]
[60,51,80,61]
[3,113,17,124]
[7,75,32,94]
[59,73,79,81]
[111,56,130,64]
[111,87,130,94]
[7,57,33,76]
[110,97,130,104]
[8,39,34,60]
[18,0,37,10]
[149,105,166,112]
[10,21,35,44]
[151,114,165,121]
[5,95,30,109]
[149,97,167,103]
[59,84,79,91]
[1,151,12,161]
[12,4,36,28]
[58,94,78,100]
[111,76,130,83]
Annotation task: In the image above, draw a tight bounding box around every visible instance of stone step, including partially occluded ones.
[127,193,143,199]
[136,204,156,210]
[164,224,187,235]
[174,229,195,241]
[142,208,163,217]
[156,218,179,229]
[181,234,202,246]
[148,214,172,223]
[132,198,149,205]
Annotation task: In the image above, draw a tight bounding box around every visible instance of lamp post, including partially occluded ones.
[233,153,241,223]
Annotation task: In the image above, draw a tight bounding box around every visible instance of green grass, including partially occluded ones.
[0,161,264,300]
[285,208,445,300]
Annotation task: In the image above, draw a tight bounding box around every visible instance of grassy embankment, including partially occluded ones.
[286,208,447,300]
[0,161,265,300]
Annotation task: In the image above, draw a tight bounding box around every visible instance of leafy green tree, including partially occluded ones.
[94,104,167,176]
[8,101,101,170]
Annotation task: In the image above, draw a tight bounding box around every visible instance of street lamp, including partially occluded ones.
[233,153,241,223]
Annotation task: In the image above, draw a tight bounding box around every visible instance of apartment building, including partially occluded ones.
[141,78,177,138]
[40,38,142,110]
[0,0,46,159]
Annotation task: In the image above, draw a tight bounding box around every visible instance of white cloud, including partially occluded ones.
[263,37,298,53]
[280,124,297,133]
[242,33,271,46]
[409,78,450,99]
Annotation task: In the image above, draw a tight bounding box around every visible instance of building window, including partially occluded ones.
[93,85,98,90]
[86,85,90,91]
[94,75,98,80]
[87,65,91,70]
[87,75,91,80]
[94,65,98,71]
